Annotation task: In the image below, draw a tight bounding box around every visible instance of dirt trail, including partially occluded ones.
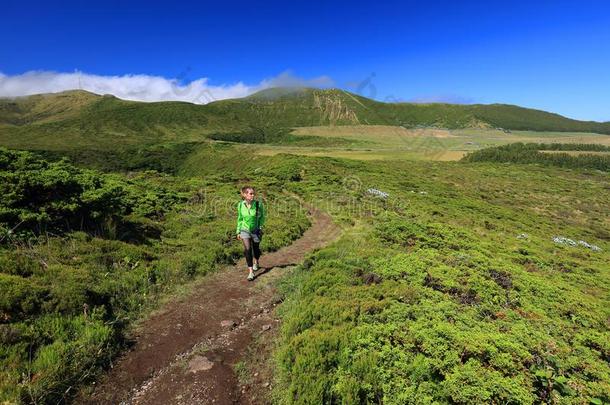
[78,201,341,405]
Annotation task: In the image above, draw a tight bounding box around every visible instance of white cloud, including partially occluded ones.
[0,70,334,104]
[258,70,334,89]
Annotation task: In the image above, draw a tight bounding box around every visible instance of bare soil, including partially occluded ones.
[76,203,341,405]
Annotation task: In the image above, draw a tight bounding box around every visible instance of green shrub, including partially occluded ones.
[0,274,48,321]
[0,148,182,239]
[462,142,610,171]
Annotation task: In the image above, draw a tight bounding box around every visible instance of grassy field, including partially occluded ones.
[1,90,610,404]
[250,126,610,161]
[172,144,608,403]
[1,141,609,404]
[270,157,609,404]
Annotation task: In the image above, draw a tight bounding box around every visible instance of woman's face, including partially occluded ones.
[243,189,255,202]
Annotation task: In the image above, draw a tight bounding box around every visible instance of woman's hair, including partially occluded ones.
[241,185,255,194]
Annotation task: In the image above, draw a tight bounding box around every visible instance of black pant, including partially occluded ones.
[242,237,261,268]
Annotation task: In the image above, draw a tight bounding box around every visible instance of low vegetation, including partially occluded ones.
[0,148,308,404]
[206,125,360,148]
[1,90,609,404]
[462,143,610,171]
[34,142,203,174]
[269,156,609,404]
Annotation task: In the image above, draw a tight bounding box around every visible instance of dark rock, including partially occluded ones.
[0,325,21,344]
[361,272,382,285]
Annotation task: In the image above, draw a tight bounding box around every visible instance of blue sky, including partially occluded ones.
[2,0,610,121]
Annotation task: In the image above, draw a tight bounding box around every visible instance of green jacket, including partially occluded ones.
[236,199,266,235]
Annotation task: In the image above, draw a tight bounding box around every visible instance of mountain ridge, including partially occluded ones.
[2,87,608,123]
[1,88,609,150]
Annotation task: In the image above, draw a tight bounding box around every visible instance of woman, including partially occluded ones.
[236,186,265,281]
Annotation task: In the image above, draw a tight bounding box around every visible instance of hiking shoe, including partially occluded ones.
[253,262,259,271]
[247,271,255,281]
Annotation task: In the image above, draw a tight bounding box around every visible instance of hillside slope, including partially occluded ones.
[209,87,610,133]
[1,88,609,151]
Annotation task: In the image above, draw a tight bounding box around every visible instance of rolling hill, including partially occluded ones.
[1,87,609,152]
[1,88,609,404]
